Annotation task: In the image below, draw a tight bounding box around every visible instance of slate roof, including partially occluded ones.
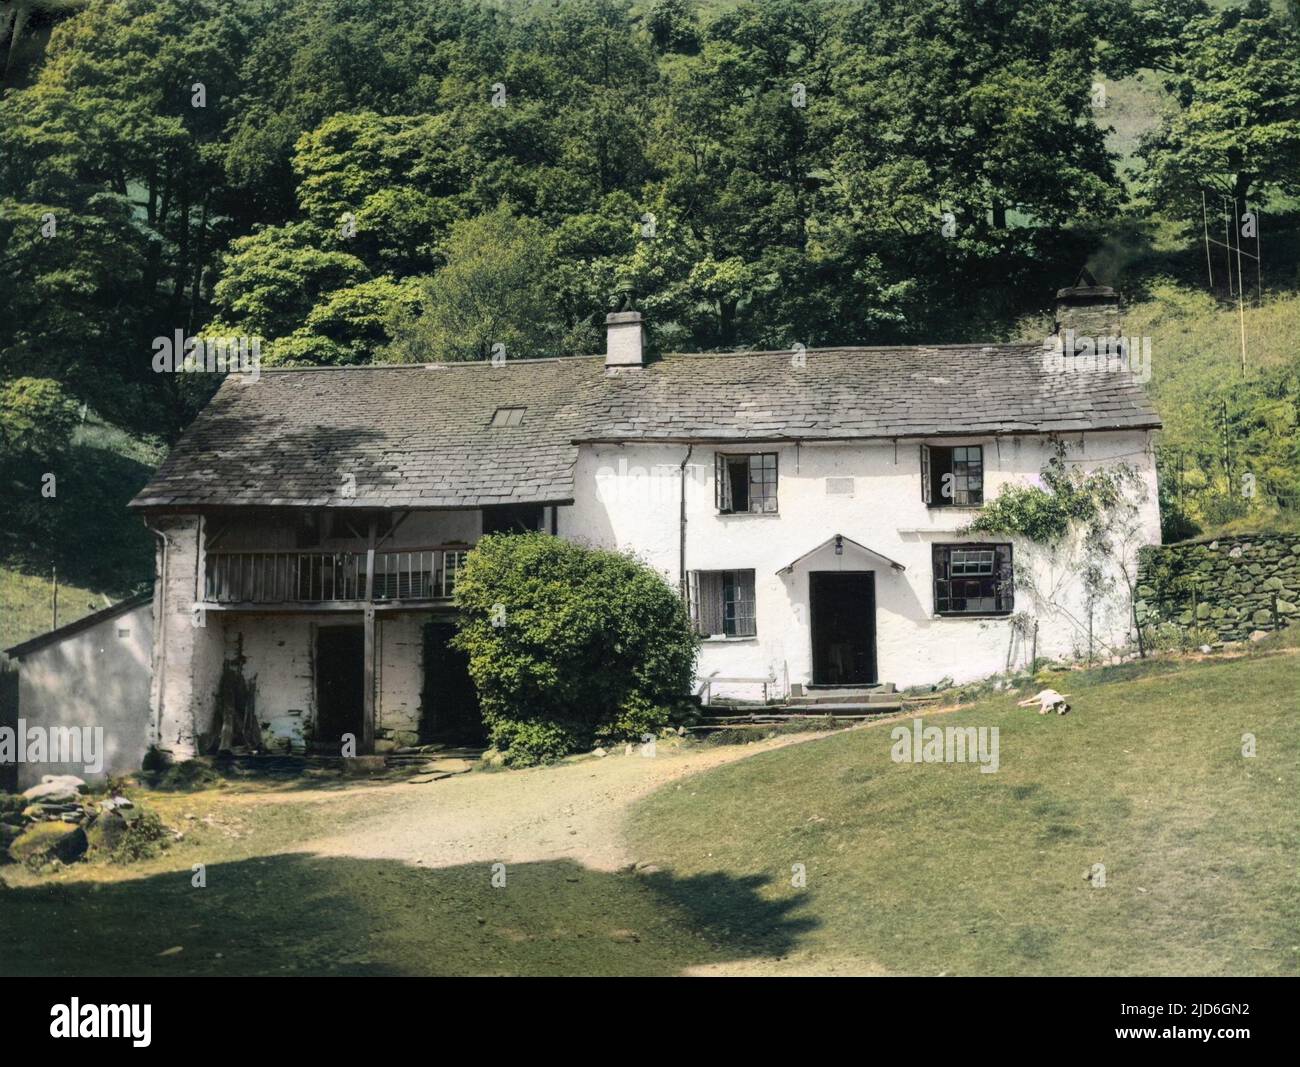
[581,344,1160,442]
[130,358,598,510]
[130,343,1160,511]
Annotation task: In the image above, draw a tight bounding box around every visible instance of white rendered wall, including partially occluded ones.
[14,602,153,789]
[558,431,1160,693]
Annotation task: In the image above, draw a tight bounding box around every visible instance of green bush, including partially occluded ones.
[105,807,169,864]
[453,534,698,767]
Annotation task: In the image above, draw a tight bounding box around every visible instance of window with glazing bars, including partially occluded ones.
[932,543,1013,615]
[689,570,757,637]
[715,453,778,513]
[920,444,984,506]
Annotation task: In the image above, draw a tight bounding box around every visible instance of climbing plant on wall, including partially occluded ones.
[965,446,1151,662]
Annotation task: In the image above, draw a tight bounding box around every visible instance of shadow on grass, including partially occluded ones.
[143,756,487,796]
[0,853,815,977]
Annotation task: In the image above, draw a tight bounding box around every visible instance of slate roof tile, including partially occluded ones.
[130,343,1160,510]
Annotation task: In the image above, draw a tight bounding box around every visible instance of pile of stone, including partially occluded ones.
[1,775,138,870]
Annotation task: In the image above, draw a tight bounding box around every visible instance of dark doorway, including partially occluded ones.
[421,622,485,745]
[315,625,365,751]
[809,572,877,686]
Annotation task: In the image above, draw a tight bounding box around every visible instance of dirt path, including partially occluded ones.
[298,732,834,872]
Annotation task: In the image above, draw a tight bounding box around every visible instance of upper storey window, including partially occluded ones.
[715,453,778,514]
[921,445,983,507]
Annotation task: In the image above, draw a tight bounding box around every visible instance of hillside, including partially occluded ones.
[627,637,1300,976]
[0,414,159,649]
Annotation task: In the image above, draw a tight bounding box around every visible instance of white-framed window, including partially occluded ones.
[689,569,757,637]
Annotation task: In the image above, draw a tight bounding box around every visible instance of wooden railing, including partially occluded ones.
[203,546,471,605]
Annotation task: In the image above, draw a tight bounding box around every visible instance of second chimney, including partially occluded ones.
[1054,268,1120,339]
[604,310,644,369]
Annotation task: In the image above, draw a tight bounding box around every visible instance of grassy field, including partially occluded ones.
[1,640,1296,976]
[0,567,109,651]
[627,641,1300,976]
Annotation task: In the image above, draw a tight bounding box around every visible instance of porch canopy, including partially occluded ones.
[777,533,906,575]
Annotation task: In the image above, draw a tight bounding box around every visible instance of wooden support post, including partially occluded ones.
[363,517,377,754]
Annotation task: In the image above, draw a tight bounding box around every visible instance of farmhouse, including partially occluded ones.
[128,275,1161,759]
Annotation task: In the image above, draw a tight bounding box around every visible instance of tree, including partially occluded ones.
[0,0,89,86]
[645,0,700,55]
[1137,1,1300,215]
[385,206,579,362]
[0,376,77,459]
[207,223,369,345]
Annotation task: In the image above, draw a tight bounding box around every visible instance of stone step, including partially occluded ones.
[788,687,898,705]
[694,703,904,728]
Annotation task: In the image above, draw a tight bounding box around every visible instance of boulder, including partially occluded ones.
[9,822,88,867]
[21,775,87,804]
[86,811,131,853]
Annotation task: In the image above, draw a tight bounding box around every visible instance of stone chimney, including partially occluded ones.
[1054,268,1120,339]
[604,310,644,369]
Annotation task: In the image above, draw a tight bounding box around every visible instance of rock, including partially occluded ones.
[86,811,131,853]
[1249,630,1271,642]
[340,755,386,775]
[100,796,133,812]
[21,802,81,821]
[373,739,398,754]
[592,747,607,758]
[21,775,87,804]
[9,822,88,867]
